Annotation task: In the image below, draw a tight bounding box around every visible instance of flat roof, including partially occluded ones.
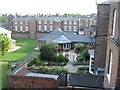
[25,73,59,80]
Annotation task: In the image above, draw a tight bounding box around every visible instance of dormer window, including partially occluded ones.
[111,9,116,37]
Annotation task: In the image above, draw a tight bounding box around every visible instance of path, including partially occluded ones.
[63,50,80,73]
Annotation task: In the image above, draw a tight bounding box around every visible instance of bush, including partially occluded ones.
[50,68,69,74]
[28,57,41,67]
[77,67,89,74]
[38,66,49,73]
[40,44,55,61]
[51,54,69,63]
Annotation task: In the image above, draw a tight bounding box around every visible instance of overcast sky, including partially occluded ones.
[0,0,107,15]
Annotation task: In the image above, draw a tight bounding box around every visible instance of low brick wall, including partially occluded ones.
[7,75,59,88]
[12,33,29,39]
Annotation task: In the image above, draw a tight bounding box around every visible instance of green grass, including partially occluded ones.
[0,62,11,89]
[1,39,37,61]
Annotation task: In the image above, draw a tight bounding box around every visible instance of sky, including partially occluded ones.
[0,0,107,15]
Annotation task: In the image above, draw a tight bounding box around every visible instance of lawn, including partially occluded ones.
[1,39,37,62]
[0,62,11,90]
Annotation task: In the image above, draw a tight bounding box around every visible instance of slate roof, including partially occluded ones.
[38,29,95,44]
[0,23,12,30]
[36,16,80,21]
[12,17,36,22]
[68,73,104,89]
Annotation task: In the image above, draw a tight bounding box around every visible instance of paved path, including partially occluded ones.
[63,50,80,73]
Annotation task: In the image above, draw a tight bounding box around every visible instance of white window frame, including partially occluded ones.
[64,21,67,24]
[74,21,76,25]
[111,9,116,38]
[73,26,76,31]
[15,26,17,31]
[44,25,47,30]
[26,26,28,31]
[107,51,113,83]
[50,21,53,24]
[20,26,23,31]
[39,25,41,30]
[15,21,17,24]
[25,21,28,25]
[20,21,22,25]
[39,21,41,24]
[50,26,53,31]
[89,55,94,74]
[69,26,72,31]
[44,21,47,24]
[64,26,67,31]
[69,21,72,24]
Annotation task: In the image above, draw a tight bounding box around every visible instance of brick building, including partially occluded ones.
[12,16,80,39]
[94,2,110,75]
[12,15,97,39]
[103,1,120,89]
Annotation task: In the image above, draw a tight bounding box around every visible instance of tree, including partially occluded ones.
[40,40,58,61]
[0,34,12,58]
[74,43,86,61]
[0,16,8,23]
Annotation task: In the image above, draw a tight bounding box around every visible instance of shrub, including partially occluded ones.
[51,54,69,63]
[50,68,69,74]
[38,66,49,73]
[40,44,55,61]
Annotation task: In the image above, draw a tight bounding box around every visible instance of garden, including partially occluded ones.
[0,37,37,89]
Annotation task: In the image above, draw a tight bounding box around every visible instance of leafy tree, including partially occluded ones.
[0,16,8,23]
[40,40,58,61]
[0,34,12,58]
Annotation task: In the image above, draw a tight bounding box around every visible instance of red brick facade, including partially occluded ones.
[94,4,110,74]
[99,1,120,89]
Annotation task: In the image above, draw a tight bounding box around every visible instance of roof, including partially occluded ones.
[36,16,80,21]
[25,73,59,80]
[12,16,36,22]
[68,73,104,88]
[0,23,12,30]
[0,27,11,34]
[38,29,95,44]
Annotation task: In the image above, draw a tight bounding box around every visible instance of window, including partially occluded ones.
[64,26,67,31]
[50,21,53,24]
[26,26,28,31]
[25,21,28,25]
[39,21,41,24]
[20,21,22,25]
[111,9,116,37]
[64,21,67,24]
[39,25,41,30]
[107,51,113,83]
[44,25,47,30]
[85,23,88,26]
[85,19,88,22]
[69,21,72,24]
[50,26,53,31]
[73,26,76,31]
[69,26,72,31]
[20,26,23,31]
[15,21,17,24]
[44,21,47,24]
[15,26,17,31]
[74,21,76,25]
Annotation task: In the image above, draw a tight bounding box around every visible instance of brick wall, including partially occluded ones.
[8,75,59,88]
[94,4,110,73]
[104,2,120,89]
[12,33,29,39]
